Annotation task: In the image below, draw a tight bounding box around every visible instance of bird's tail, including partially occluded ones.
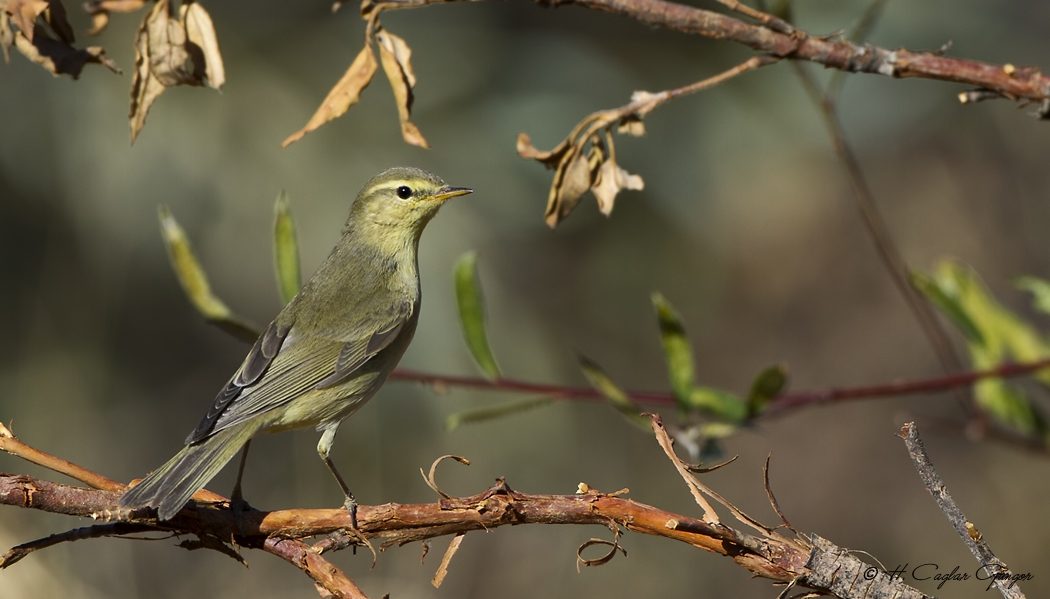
[119,425,257,521]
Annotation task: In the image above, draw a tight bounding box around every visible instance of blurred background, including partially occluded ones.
[3,0,1050,597]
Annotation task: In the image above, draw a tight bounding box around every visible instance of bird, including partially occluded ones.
[119,166,472,522]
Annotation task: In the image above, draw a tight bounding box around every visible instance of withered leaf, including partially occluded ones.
[180,1,223,90]
[377,28,429,148]
[544,147,592,228]
[84,0,148,35]
[591,157,643,216]
[43,0,74,44]
[129,0,223,144]
[13,24,118,78]
[516,132,572,167]
[281,43,377,148]
[1,13,13,63]
[617,114,645,136]
[4,0,48,43]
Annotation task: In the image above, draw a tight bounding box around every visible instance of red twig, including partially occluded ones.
[391,357,1050,415]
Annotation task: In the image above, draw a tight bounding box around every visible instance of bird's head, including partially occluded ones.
[348,167,472,237]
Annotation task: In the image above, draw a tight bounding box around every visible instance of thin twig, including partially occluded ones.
[792,62,968,409]
[0,422,124,492]
[899,422,1027,599]
[0,523,157,568]
[390,356,1050,415]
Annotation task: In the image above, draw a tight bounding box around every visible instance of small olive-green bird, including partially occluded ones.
[119,167,471,521]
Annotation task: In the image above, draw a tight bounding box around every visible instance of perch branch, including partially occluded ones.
[1,426,933,599]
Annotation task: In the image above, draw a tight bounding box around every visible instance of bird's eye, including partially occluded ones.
[396,185,412,199]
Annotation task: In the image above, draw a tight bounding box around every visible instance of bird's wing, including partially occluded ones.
[186,300,413,444]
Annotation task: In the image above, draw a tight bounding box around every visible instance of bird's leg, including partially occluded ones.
[317,427,365,554]
[230,439,253,535]
[318,428,359,524]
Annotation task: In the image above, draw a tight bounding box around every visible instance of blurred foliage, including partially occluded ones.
[157,204,259,342]
[273,190,301,305]
[912,261,1050,439]
[453,251,501,380]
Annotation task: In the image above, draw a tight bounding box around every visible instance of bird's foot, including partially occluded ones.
[229,495,255,537]
[343,495,359,530]
[342,495,361,554]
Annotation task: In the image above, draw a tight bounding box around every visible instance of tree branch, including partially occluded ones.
[0,425,934,599]
[544,0,1049,110]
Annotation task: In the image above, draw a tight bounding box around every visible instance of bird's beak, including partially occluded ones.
[430,186,473,202]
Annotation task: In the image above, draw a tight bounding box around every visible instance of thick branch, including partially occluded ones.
[1,429,934,599]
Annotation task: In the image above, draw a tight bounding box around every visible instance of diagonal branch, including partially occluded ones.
[544,0,1050,109]
[900,422,1028,599]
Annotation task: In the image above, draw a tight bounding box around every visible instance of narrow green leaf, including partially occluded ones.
[157,205,259,343]
[578,354,650,431]
[454,252,501,380]
[1016,276,1050,315]
[685,387,747,423]
[909,269,985,345]
[273,190,301,306]
[445,396,556,431]
[651,292,695,411]
[747,364,788,418]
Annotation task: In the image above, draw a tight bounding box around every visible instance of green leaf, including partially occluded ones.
[454,252,501,380]
[973,377,1046,438]
[910,269,985,345]
[651,292,695,412]
[685,387,747,423]
[699,422,738,440]
[578,354,650,431]
[918,261,1049,436]
[1016,276,1050,316]
[273,190,301,306]
[445,396,556,431]
[157,206,259,343]
[747,364,788,418]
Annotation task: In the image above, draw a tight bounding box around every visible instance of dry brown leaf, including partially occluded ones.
[281,43,377,148]
[129,9,166,143]
[86,11,107,35]
[84,0,148,35]
[129,0,224,144]
[591,157,644,216]
[516,132,572,168]
[4,0,48,42]
[180,1,223,90]
[13,24,118,77]
[617,114,645,136]
[1,12,13,63]
[544,147,593,228]
[377,28,429,148]
[43,0,74,44]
